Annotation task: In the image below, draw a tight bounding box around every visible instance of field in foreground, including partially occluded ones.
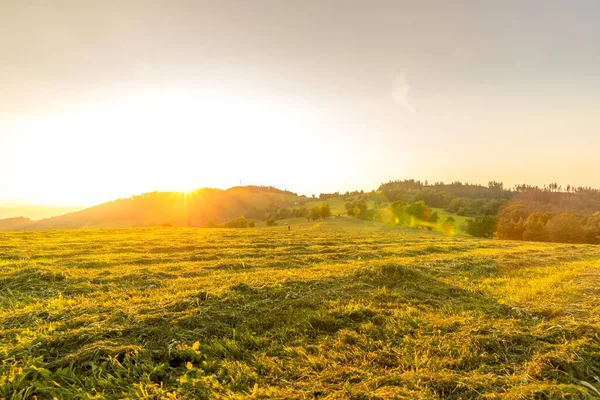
[1,219,600,399]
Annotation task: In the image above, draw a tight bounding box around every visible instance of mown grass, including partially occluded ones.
[1,219,599,399]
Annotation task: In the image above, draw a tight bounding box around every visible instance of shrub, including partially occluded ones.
[428,211,439,223]
[266,216,277,226]
[441,217,456,234]
[221,216,248,228]
[345,200,367,219]
[465,216,497,238]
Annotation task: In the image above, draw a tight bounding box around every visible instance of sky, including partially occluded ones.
[2,0,600,207]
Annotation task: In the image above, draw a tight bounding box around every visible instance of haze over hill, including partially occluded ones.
[0,186,305,230]
[0,204,83,220]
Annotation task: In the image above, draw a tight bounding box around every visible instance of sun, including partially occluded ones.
[8,91,323,206]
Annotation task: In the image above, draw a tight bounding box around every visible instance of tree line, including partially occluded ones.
[379,179,600,217]
[351,179,600,244]
[495,203,600,244]
[209,203,333,229]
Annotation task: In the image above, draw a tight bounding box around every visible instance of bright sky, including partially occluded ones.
[2,0,600,206]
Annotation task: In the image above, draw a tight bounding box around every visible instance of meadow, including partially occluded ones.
[1,219,600,399]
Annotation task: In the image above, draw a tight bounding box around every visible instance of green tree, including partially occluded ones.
[522,212,552,242]
[582,212,600,244]
[353,201,367,219]
[406,201,431,222]
[441,216,456,234]
[310,207,322,221]
[221,216,248,228]
[465,216,497,238]
[294,207,307,218]
[495,203,529,240]
[277,207,292,219]
[345,201,354,216]
[428,211,439,223]
[320,204,332,219]
[345,200,367,219]
[546,213,585,243]
[389,201,408,225]
[364,206,379,221]
[266,215,277,226]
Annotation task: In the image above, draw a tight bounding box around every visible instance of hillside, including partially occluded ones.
[0,186,306,231]
[1,219,599,398]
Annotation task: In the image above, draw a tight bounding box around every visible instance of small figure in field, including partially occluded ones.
[288,224,291,231]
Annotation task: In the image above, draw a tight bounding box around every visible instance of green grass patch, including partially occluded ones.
[431,207,470,235]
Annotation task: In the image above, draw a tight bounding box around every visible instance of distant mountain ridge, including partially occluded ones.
[0,186,306,231]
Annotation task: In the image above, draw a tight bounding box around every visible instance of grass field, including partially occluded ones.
[1,219,600,399]
[431,208,470,235]
[296,198,352,215]
[295,197,378,217]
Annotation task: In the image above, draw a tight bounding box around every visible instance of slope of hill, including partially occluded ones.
[1,219,599,398]
[0,186,306,230]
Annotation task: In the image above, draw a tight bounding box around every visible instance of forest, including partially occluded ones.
[351,180,600,244]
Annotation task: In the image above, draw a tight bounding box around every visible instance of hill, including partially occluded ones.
[0,186,306,231]
[1,219,599,398]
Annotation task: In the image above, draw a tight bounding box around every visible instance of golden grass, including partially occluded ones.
[1,219,599,398]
